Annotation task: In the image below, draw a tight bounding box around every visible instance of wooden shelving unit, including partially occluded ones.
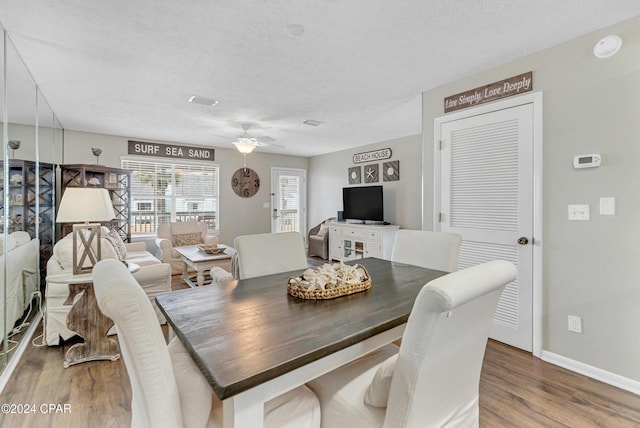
[0,159,55,282]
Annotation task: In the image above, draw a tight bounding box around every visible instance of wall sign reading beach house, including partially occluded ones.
[444,71,533,113]
[128,140,215,161]
[352,148,392,164]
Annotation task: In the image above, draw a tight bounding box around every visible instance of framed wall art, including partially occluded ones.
[383,160,400,181]
[363,164,379,183]
[348,166,361,184]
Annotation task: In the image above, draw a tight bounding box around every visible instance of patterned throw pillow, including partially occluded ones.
[172,232,202,247]
[107,229,128,261]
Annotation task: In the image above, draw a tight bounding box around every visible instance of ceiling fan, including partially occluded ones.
[231,123,283,154]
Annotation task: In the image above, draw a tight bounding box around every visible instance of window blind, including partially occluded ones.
[277,175,300,232]
[122,158,219,235]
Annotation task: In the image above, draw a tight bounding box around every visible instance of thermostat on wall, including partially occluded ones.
[573,154,601,169]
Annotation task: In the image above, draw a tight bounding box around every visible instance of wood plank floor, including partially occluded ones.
[1,276,639,427]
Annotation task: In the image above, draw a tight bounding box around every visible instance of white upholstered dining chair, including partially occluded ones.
[391,229,462,272]
[234,231,309,279]
[93,259,321,428]
[306,260,517,428]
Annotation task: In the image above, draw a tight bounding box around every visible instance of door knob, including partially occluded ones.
[517,237,529,245]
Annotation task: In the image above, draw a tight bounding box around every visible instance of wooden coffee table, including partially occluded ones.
[174,244,235,287]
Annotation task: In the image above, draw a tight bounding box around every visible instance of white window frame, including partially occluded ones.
[122,157,220,237]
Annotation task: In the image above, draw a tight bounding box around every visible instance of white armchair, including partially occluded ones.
[93,258,321,428]
[307,260,517,428]
[155,221,219,274]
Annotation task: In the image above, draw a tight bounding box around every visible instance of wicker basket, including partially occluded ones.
[198,244,225,255]
[287,264,371,300]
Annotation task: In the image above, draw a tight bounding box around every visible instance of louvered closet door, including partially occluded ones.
[439,104,533,351]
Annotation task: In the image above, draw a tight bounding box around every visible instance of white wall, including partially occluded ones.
[422,16,640,384]
[3,123,62,165]
[308,134,422,230]
[64,131,422,255]
[62,130,309,247]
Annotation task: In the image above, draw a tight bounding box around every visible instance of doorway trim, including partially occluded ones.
[433,92,543,357]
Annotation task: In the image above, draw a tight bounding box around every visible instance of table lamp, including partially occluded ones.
[56,187,116,274]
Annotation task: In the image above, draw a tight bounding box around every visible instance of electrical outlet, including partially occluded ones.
[568,315,582,334]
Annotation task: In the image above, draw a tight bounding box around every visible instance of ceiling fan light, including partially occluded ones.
[234,138,257,154]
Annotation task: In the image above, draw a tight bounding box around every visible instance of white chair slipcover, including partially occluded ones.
[391,229,462,272]
[233,232,308,280]
[93,259,320,428]
[307,260,517,428]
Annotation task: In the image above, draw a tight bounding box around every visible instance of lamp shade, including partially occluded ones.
[233,138,258,154]
[56,187,116,223]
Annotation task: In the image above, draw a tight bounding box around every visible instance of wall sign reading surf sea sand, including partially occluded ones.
[444,71,533,113]
[128,140,215,161]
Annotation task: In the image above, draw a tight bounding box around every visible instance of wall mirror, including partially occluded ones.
[1,27,63,373]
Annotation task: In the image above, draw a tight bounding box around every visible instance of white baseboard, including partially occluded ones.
[540,350,640,396]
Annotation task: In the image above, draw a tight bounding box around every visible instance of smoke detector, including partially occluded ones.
[593,35,622,59]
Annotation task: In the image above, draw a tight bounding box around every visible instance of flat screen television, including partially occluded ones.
[343,185,384,223]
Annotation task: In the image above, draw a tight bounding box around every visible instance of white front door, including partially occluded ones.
[435,95,541,352]
[271,168,306,239]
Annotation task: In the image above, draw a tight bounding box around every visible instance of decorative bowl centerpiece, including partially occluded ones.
[288,261,371,300]
[198,244,225,255]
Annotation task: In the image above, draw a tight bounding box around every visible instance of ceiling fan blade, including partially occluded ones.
[256,136,275,143]
[258,140,285,149]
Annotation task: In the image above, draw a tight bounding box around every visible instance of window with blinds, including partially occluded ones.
[122,158,219,235]
[277,175,300,232]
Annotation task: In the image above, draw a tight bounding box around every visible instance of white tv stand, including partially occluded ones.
[328,221,399,262]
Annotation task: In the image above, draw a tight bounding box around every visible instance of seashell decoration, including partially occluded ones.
[292,261,368,291]
[10,174,23,184]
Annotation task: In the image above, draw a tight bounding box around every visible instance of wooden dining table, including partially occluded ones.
[156,257,447,428]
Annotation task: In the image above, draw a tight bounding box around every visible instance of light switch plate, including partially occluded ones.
[599,197,615,215]
[568,204,590,220]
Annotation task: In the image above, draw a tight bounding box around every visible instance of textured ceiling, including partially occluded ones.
[1,1,639,156]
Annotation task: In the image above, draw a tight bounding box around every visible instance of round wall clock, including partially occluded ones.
[231,167,260,198]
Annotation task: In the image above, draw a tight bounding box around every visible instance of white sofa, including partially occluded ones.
[155,221,219,274]
[44,229,171,346]
[0,231,39,340]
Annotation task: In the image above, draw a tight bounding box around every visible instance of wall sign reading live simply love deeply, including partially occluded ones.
[352,148,392,164]
[444,71,533,113]
[128,140,215,161]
